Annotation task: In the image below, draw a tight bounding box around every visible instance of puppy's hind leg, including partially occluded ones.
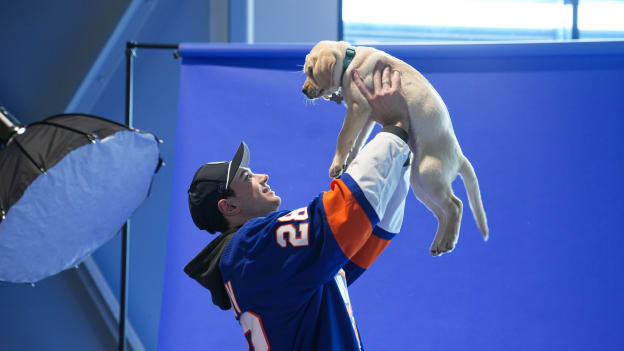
[410,157,463,256]
[433,189,463,255]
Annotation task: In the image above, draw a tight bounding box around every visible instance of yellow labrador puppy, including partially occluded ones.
[302,40,488,256]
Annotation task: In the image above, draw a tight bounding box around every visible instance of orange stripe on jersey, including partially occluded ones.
[322,179,373,258]
[350,235,391,269]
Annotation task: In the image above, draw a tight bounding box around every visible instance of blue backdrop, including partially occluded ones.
[159,41,624,350]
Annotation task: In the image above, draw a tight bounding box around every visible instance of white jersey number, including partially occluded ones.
[276,207,310,248]
[225,280,271,350]
[240,311,270,351]
[277,207,308,222]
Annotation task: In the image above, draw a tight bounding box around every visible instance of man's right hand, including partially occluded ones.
[352,62,410,133]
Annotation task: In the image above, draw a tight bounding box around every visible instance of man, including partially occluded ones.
[185,64,411,350]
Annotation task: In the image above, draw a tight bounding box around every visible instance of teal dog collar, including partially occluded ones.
[329,47,356,104]
[341,47,356,85]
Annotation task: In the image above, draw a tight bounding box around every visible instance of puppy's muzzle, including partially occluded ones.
[302,87,313,99]
[302,86,323,100]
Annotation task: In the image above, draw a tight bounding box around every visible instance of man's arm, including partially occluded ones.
[342,160,411,285]
[236,63,412,290]
[342,63,413,285]
[322,62,412,266]
[324,119,410,260]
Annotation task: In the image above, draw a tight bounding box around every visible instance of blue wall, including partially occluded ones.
[159,41,624,350]
[0,268,117,350]
[0,1,128,349]
[0,0,129,123]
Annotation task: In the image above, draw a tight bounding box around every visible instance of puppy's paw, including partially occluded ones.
[429,243,443,256]
[429,241,455,257]
[329,162,345,178]
[345,153,357,169]
[430,228,460,256]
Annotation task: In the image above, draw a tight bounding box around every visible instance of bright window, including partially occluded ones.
[578,1,624,38]
[342,0,624,43]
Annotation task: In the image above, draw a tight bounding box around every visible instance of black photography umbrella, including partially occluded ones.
[0,107,162,283]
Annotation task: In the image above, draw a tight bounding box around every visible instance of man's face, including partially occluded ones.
[227,167,281,219]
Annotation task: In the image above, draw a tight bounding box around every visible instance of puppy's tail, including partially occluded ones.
[458,156,489,241]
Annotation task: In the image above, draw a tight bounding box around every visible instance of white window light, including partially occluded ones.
[342,0,569,30]
[578,1,624,31]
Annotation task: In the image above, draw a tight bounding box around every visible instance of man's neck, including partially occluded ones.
[224,215,252,233]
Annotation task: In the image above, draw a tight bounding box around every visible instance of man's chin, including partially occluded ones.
[271,196,282,211]
[259,196,281,217]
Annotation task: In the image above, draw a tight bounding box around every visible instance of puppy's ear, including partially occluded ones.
[314,51,336,89]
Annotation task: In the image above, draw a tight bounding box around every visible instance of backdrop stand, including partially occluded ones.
[120,41,178,351]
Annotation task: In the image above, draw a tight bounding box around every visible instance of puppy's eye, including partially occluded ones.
[307,67,314,78]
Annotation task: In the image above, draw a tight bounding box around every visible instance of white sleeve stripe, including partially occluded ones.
[224,280,242,315]
[376,163,411,234]
[345,131,411,220]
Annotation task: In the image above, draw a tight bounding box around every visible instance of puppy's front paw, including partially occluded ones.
[329,162,345,178]
[345,152,357,169]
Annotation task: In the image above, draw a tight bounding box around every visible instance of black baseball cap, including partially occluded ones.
[188,141,250,233]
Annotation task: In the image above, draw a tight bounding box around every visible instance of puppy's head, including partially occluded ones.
[302,41,348,100]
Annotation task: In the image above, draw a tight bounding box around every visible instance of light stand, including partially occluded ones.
[119,42,178,351]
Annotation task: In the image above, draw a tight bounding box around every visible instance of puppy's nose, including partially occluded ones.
[302,88,313,99]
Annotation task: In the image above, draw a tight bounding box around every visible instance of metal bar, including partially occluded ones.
[119,221,130,351]
[125,43,135,127]
[565,0,580,40]
[119,41,136,351]
[118,41,177,351]
[572,0,579,40]
[129,42,179,50]
[338,0,343,41]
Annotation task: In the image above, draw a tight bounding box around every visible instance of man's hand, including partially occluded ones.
[352,62,410,132]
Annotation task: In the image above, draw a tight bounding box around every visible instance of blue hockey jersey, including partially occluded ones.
[218,129,411,351]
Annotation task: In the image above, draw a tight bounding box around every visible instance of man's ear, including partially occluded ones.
[314,51,336,89]
[217,198,240,217]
